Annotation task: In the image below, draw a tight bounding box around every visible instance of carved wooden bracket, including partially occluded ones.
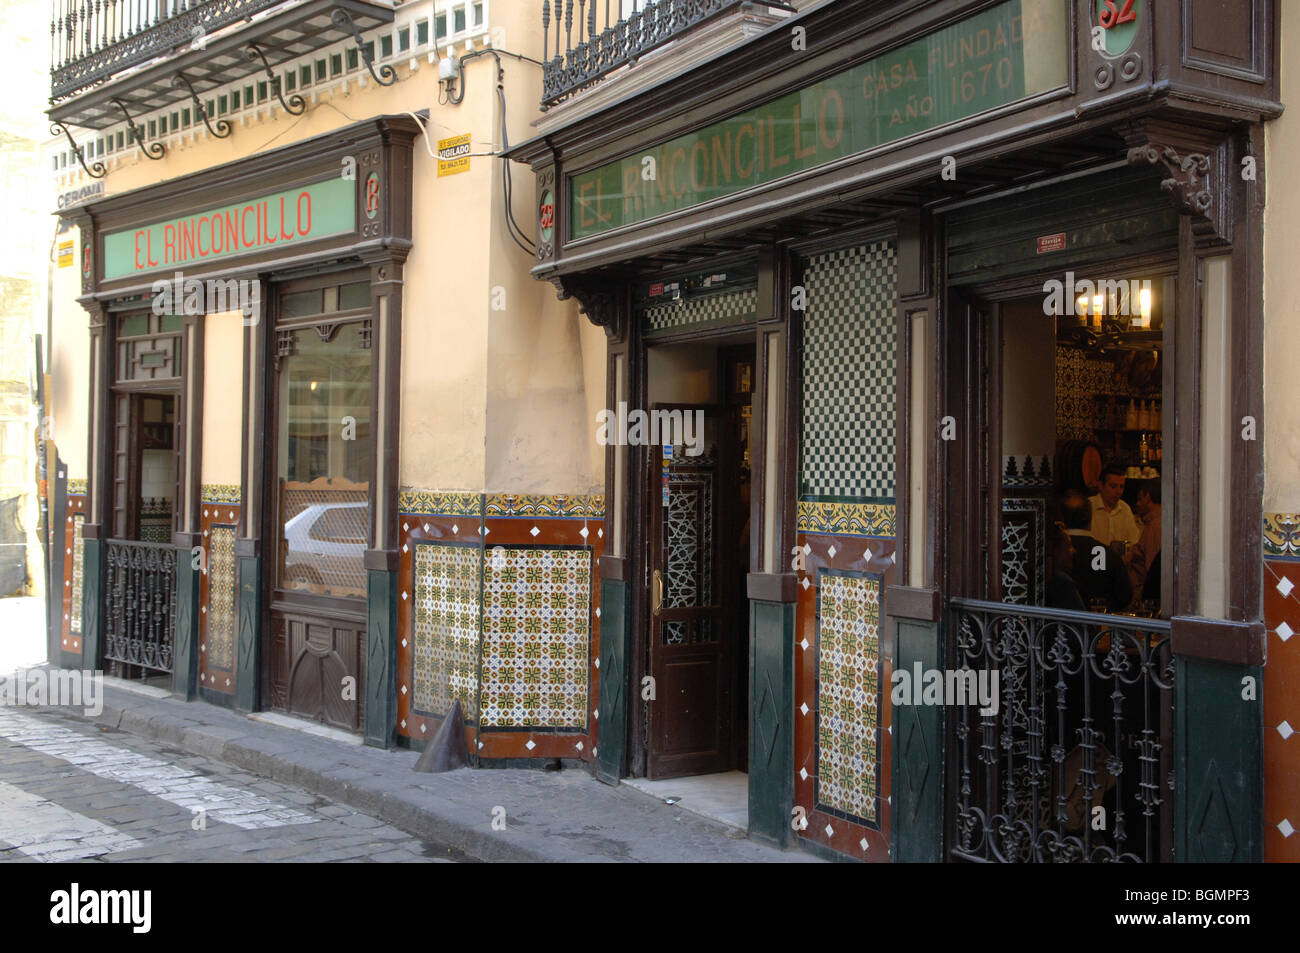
[1120,119,1233,243]
[551,275,625,341]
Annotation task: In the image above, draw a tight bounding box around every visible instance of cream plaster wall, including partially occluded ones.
[48,225,88,481]
[1264,0,1300,512]
[200,310,243,485]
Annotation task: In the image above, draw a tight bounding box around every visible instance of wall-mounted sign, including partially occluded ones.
[569,0,1066,240]
[1096,0,1140,56]
[365,171,380,220]
[57,182,105,209]
[1036,232,1067,254]
[539,189,554,242]
[57,241,74,268]
[101,177,356,280]
[438,134,471,177]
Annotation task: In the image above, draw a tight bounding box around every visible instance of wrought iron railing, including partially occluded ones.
[50,0,284,102]
[948,598,1174,863]
[105,538,175,673]
[540,0,793,108]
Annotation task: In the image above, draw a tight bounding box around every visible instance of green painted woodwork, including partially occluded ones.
[234,554,261,713]
[48,466,66,664]
[1174,657,1263,862]
[569,0,1066,238]
[365,567,399,748]
[79,537,102,671]
[595,578,628,784]
[172,548,201,699]
[749,598,794,848]
[891,618,945,862]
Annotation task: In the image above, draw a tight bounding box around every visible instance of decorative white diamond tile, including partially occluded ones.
[403,522,409,532]
[1277,575,1295,598]
[1277,621,1294,642]
[402,544,409,553]
[595,607,601,619]
[799,767,808,780]
[580,526,589,539]
[525,739,536,751]
[1279,818,1295,838]
[860,838,869,851]
[827,544,837,559]
[400,719,406,729]
[800,702,810,715]
[800,638,810,651]
[1279,720,1295,740]
[452,524,459,534]
[593,658,600,669]
[824,824,834,837]
[420,723,427,733]
[401,638,408,647]
[530,525,540,537]
[400,684,407,695]
[575,740,584,751]
[401,590,408,601]
[801,577,810,590]
[423,523,430,532]
[597,528,603,538]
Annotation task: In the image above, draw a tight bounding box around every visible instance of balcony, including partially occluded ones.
[540,0,796,110]
[49,0,394,131]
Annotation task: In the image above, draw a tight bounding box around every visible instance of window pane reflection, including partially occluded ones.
[276,322,371,598]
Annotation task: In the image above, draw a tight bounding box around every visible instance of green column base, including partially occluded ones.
[595,578,629,784]
[749,599,794,848]
[80,537,103,673]
[365,567,399,748]
[172,548,201,699]
[891,618,945,862]
[234,553,262,713]
[1175,656,1263,862]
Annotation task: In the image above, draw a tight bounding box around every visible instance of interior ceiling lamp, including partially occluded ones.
[1059,281,1155,354]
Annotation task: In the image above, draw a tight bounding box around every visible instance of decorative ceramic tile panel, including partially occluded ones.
[480,546,591,729]
[69,515,85,634]
[411,542,481,721]
[207,526,237,671]
[815,570,881,828]
[1265,513,1300,560]
[201,484,242,505]
[486,494,604,519]
[67,479,87,496]
[1000,498,1045,606]
[797,500,896,538]
[398,490,482,517]
[800,241,898,499]
[643,288,757,335]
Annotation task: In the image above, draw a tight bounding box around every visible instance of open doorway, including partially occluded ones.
[637,335,754,809]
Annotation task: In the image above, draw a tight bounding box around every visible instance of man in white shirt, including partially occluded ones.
[1089,465,1141,547]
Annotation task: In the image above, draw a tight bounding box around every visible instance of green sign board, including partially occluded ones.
[569,0,1067,240]
[103,176,356,279]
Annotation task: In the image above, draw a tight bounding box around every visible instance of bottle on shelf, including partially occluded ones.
[1139,434,1149,465]
[1125,398,1138,429]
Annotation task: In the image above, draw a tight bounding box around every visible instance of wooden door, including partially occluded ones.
[646,403,733,779]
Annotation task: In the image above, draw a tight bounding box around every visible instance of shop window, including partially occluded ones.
[275,321,373,599]
[416,20,429,46]
[398,27,410,52]
[281,290,322,318]
[998,276,1172,619]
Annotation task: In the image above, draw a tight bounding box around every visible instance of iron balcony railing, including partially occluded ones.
[104,538,176,674]
[947,598,1174,863]
[50,0,284,102]
[540,0,793,109]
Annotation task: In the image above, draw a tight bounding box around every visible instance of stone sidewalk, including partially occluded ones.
[47,677,817,863]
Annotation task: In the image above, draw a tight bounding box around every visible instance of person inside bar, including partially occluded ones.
[1125,478,1162,600]
[1063,490,1132,612]
[1088,464,1141,548]
[1045,520,1087,612]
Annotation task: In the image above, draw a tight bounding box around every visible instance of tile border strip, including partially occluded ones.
[1264,512,1300,560]
[798,500,897,538]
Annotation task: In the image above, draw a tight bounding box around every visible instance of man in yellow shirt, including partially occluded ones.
[1089,465,1141,547]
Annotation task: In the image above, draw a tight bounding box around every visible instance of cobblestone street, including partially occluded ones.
[0,705,460,863]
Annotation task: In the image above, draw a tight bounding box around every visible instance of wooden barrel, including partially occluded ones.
[1056,439,1102,492]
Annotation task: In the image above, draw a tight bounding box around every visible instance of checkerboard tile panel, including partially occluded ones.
[800,241,898,499]
[643,288,757,335]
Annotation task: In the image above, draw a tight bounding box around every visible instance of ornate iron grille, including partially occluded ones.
[105,538,175,673]
[540,0,793,108]
[50,0,284,102]
[948,598,1174,863]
